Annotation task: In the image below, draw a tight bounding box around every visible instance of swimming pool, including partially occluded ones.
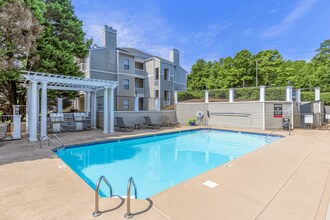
[57,129,281,199]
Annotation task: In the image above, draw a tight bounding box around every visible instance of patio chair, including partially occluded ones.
[0,123,9,147]
[143,116,161,129]
[163,116,181,127]
[115,117,134,132]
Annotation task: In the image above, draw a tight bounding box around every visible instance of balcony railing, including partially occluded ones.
[135,88,145,97]
[135,69,146,76]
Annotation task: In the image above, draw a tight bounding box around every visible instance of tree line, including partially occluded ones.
[187,40,330,92]
[0,0,89,115]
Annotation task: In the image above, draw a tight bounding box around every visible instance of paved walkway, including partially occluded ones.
[0,128,329,219]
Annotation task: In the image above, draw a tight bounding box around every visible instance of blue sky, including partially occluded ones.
[72,0,330,71]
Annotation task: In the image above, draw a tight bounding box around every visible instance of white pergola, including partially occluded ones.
[21,71,118,142]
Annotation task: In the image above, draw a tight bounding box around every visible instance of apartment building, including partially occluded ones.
[82,25,188,111]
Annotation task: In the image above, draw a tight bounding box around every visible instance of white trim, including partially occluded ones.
[90,69,147,79]
[174,81,186,86]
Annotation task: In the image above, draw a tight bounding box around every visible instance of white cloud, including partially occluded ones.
[192,23,231,46]
[268,9,278,14]
[80,3,174,60]
[262,0,318,37]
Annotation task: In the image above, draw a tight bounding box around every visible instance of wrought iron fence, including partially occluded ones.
[0,115,13,123]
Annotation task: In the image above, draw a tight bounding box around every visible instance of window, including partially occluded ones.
[123,79,129,90]
[164,68,170,80]
[123,59,129,70]
[135,62,143,70]
[155,90,159,98]
[123,99,129,110]
[155,68,159,80]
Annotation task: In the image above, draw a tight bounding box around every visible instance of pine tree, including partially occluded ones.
[30,0,89,75]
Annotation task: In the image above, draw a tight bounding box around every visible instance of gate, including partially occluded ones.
[294,113,330,129]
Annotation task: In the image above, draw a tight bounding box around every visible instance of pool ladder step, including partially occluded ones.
[93,176,137,218]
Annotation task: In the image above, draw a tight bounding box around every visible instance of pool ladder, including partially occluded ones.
[267,121,292,137]
[40,134,65,151]
[93,176,137,218]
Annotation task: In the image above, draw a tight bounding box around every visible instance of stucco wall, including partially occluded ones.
[176,101,297,130]
[176,102,263,129]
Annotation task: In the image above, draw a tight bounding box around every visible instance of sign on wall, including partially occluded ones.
[304,114,314,124]
[274,104,283,118]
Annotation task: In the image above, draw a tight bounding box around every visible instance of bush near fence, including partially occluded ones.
[234,87,259,101]
[301,92,330,105]
[265,87,286,101]
[178,91,204,102]
[209,89,228,102]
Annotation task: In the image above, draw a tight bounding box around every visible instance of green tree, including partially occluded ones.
[233,50,254,87]
[0,0,42,114]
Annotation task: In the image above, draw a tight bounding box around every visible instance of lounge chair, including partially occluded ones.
[143,116,161,129]
[163,116,181,127]
[115,117,134,132]
[0,123,8,146]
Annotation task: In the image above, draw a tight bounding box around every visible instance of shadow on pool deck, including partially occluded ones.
[0,127,187,165]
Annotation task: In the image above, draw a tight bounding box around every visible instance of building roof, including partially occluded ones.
[117,47,153,58]
[118,47,174,64]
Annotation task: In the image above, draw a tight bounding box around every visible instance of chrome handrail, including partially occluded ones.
[50,134,64,149]
[267,121,292,137]
[124,177,137,219]
[93,176,113,217]
[39,135,65,151]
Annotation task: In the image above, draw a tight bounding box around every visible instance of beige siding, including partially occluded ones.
[118,53,135,74]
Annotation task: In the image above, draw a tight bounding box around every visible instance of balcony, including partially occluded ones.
[135,87,145,97]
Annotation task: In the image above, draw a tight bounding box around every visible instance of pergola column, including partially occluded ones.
[29,80,38,142]
[103,87,109,133]
[85,92,90,115]
[91,92,97,129]
[109,88,115,133]
[37,88,40,131]
[40,81,48,138]
[26,85,32,134]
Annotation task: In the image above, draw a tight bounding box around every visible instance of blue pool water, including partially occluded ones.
[57,129,281,199]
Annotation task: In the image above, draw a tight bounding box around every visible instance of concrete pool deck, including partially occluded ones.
[0,127,329,219]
